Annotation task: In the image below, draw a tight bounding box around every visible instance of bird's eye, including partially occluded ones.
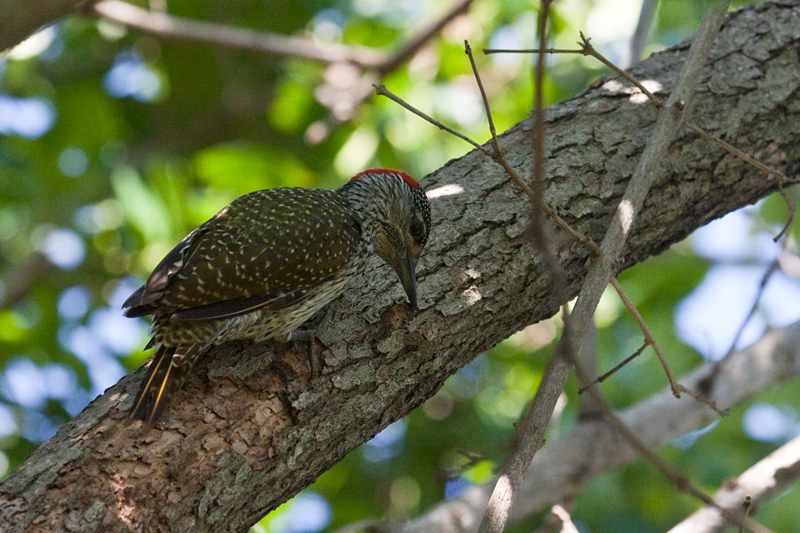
[409,219,425,240]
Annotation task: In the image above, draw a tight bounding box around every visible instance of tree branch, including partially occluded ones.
[401,320,800,533]
[668,434,800,533]
[1,1,799,531]
[92,0,386,68]
[479,2,730,530]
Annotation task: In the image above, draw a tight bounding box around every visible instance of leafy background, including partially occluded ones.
[2,0,799,531]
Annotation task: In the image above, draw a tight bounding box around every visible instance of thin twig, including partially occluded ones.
[579,33,664,105]
[373,84,490,155]
[490,3,731,530]
[701,254,783,394]
[478,4,563,531]
[577,35,796,240]
[373,83,601,256]
[380,0,475,75]
[610,278,725,414]
[578,341,648,393]
[483,48,582,55]
[486,24,796,241]
[465,41,500,148]
[571,356,773,533]
[92,0,386,68]
[740,497,753,533]
[611,278,680,395]
[723,256,781,360]
[629,0,658,66]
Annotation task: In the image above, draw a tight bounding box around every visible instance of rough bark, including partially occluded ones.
[1,1,800,531]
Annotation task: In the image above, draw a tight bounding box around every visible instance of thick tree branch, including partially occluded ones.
[669,433,800,532]
[1,1,800,531]
[401,320,800,533]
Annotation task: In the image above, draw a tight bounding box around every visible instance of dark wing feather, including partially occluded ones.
[122,224,212,317]
[123,188,361,319]
[169,290,306,322]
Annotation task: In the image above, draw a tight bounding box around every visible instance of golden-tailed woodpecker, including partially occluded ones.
[123,169,432,430]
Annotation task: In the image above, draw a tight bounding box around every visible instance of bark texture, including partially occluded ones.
[2,1,800,531]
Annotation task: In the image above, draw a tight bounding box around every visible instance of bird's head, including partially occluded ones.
[346,169,432,308]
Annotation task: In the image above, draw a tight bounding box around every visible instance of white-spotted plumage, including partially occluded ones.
[123,169,431,430]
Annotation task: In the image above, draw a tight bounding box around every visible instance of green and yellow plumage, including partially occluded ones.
[123,169,431,431]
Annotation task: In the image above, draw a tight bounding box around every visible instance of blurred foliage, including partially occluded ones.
[3,0,799,532]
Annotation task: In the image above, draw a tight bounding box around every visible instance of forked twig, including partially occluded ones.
[578,341,648,393]
[610,278,724,414]
[488,31,796,242]
[571,355,773,533]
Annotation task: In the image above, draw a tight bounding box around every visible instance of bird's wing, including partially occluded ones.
[123,188,361,320]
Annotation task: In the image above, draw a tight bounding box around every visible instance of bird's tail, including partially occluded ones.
[126,343,200,432]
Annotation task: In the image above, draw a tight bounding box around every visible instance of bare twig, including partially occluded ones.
[484,4,731,531]
[465,41,500,149]
[572,357,773,533]
[701,253,784,394]
[611,278,680,394]
[478,4,567,531]
[313,0,476,133]
[380,0,475,75]
[724,256,781,360]
[373,84,489,154]
[92,0,386,68]
[399,321,800,533]
[373,83,601,256]
[489,14,795,244]
[578,341,648,393]
[609,278,725,414]
[580,33,664,105]
[740,497,753,533]
[576,36,796,240]
[483,48,582,55]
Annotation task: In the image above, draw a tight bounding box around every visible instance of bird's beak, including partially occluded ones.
[396,255,418,309]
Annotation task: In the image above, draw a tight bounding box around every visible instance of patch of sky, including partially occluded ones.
[0,403,16,440]
[363,419,408,462]
[0,94,56,139]
[103,49,162,102]
[676,208,800,360]
[73,200,125,235]
[743,403,799,444]
[444,477,472,500]
[41,228,86,270]
[488,25,524,67]
[447,353,488,399]
[89,307,146,356]
[58,286,91,320]
[58,325,126,397]
[276,492,332,533]
[672,420,719,450]
[312,9,344,41]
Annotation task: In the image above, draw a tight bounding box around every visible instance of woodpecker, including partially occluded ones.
[123,169,431,430]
